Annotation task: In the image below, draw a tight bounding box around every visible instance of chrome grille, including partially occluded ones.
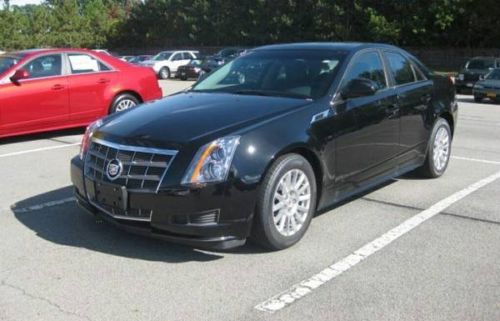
[84,138,177,192]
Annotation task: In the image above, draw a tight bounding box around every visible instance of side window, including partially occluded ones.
[24,55,62,79]
[342,51,387,91]
[386,52,416,85]
[171,53,182,61]
[68,54,109,74]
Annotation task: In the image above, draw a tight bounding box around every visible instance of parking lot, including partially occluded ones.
[0,80,499,321]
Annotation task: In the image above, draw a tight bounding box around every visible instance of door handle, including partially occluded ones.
[97,78,110,84]
[51,84,65,90]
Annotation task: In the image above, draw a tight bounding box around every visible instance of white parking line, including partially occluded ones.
[0,143,80,159]
[255,169,500,313]
[452,156,500,165]
[12,197,75,214]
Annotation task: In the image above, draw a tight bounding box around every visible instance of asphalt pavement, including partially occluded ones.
[0,81,499,321]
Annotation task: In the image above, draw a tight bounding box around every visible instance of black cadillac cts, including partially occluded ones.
[71,43,457,250]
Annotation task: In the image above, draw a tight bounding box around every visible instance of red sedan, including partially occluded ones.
[0,48,163,139]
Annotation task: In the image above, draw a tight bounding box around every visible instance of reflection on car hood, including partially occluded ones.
[477,79,500,88]
[95,92,312,149]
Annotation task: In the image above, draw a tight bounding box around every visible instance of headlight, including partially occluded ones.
[182,136,240,185]
[79,119,103,160]
[458,74,464,81]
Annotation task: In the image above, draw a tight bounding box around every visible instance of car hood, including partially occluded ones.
[95,92,312,150]
[462,68,490,75]
[477,79,500,88]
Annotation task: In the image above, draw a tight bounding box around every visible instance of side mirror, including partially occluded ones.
[341,78,377,99]
[10,69,30,83]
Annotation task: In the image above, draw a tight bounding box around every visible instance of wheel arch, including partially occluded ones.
[108,90,144,114]
[263,144,324,210]
[439,111,455,136]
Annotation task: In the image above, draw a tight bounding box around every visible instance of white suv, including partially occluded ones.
[140,50,198,79]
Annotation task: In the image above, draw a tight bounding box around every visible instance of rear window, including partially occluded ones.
[0,55,22,74]
[68,54,110,74]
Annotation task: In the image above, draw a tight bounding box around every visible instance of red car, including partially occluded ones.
[0,48,162,139]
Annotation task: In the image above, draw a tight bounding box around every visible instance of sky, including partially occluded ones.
[5,0,44,6]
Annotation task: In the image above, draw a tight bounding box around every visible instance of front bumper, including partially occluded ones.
[71,156,255,249]
[472,87,500,99]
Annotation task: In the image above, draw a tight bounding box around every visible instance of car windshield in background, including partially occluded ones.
[0,55,21,74]
[192,50,347,99]
[190,59,202,66]
[467,59,495,69]
[152,51,173,61]
[486,69,500,80]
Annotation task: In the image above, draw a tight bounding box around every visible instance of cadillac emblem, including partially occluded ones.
[106,159,123,181]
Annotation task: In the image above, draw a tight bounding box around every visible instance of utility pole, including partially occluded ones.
[4,0,10,10]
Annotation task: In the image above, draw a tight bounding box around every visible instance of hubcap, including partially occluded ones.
[161,69,168,78]
[115,99,136,112]
[272,169,311,237]
[433,127,450,171]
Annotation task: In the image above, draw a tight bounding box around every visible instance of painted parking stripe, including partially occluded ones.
[452,156,500,165]
[255,169,500,313]
[0,143,80,159]
[12,197,75,214]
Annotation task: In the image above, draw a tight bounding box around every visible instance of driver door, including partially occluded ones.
[0,54,69,135]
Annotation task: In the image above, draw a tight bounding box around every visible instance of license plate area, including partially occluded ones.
[86,178,128,210]
[487,92,496,98]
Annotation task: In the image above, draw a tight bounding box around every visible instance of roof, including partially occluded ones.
[13,48,97,57]
[253,42,399,52]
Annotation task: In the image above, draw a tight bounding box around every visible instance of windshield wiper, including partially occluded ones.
[232,89,311,100]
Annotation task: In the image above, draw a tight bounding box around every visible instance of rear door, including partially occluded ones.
[66,52,117,122]
[383,51,433,162]
[0,54,69,135]
[334,50,400,185]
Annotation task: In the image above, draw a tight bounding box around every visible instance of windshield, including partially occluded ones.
[466,58,495,70]
[192,50,347,99]
[486,69,500,80]
[152,51,173,61]
[0,55,21,74]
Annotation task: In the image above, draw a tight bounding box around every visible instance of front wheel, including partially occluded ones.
[252,154,317,250]
[418,118,452,178]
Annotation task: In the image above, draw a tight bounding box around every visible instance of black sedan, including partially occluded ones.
[472,68,500,102]
[455,56,500,93]
[176,59,203,80]
[71,42,457,250]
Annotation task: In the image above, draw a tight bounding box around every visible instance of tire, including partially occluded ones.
[159,67,170,79]
[418,118,452,178]
[180,75,187,81]
[474,95,482,103]
[252,154,317,250]
[109,93,140,114]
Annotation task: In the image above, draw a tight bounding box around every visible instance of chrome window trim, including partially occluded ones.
[91,138,178,156]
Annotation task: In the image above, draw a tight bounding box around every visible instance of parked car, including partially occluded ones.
[120,55,135,62]
[0,48,162,139]
[140,50,198,79]
[455,56,500,93]
[72,42,457,250]
[472,68,500,102]
[176,59,203,80]
[128,55,152,65]
[201,47,244,73]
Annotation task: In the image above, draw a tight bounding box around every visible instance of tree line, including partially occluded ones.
[1,0,499,51]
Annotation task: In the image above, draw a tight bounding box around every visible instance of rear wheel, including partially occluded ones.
[252,154,317,250]
[418,118,452,178]
[109,93,139,114]
[474,95,482,103]
[159,67,170,79]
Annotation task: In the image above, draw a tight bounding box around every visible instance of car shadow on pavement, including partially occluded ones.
[12,186,224,263]
[0,128,85,145]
